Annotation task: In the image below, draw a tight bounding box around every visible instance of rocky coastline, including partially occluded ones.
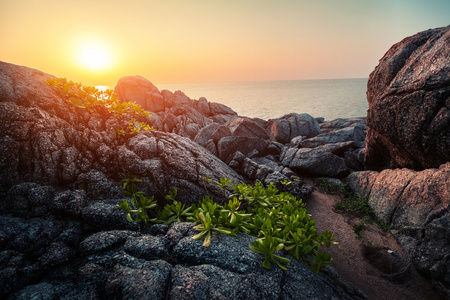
[0,25,449,299]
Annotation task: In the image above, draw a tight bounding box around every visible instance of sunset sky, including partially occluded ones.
[1,0,449,86]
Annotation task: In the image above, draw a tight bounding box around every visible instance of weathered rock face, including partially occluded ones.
[0,61,243,204]
[347,163,450,289]
[365,26,450,171]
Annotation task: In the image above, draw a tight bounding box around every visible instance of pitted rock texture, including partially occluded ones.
[347,163,450,289]
[365,25,450,171]
[0,214,367,300]
[0,61,243,203]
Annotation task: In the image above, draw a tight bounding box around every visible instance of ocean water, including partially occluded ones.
[158,78,368,121]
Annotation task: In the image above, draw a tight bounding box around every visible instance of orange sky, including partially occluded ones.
[1,0,449,86]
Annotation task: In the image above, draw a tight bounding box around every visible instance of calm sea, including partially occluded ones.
[158,78,368,121]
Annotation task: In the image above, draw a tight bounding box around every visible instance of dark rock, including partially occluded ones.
[149,224,169,236]
[344,148,365,171]
[124,235,169,260]
[217,136,270,163]
[82,200,140,232]
[314,141,355,156]
[264,171,289,187]
[52,189,87,217]
[241,158,259,180]
[80,230,138,255]
[105,259,172,299]
[269,113,320,144]
[210,124,232,143]
[365,26,450,170]
[288,147,348,177]
[39,242,73,269]
[204,139,217,156]
[194,122,220,147]
[169,264,281,300]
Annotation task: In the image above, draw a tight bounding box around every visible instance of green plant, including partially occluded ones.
[316,177,391,236]
[116,175,338,273]
[45,77,152,137]
[155,188,194,225]
[116,175,156,226]
[315,177,349,195]
[191,199,237,247]
[352,219,367,239]
[249,235,291,270]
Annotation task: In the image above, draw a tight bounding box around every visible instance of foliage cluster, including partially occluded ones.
[45,77,152,137]
[117,176,338,273]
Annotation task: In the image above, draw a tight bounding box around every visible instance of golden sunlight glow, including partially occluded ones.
[77,42,111,71]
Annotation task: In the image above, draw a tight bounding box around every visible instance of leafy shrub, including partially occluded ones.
[117,176,338,273]
[45,77,152,137]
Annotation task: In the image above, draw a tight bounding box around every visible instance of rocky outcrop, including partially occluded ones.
[347,163,450,291]
[277,118,367,177]
[365,25,450,171]
[0,212,366,299]
[115,77,238,141]
[0,61,243,204]
[0,60,370,299]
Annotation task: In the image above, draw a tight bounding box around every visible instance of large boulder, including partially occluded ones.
[280,142,352,177]
[365,26,450,171]
[226,116,270,140]
[347,163,450,289]
[115,75,165,112]
[0,61,243,204]
[269,113,320,144]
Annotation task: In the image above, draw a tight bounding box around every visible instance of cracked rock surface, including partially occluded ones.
[347,163,450,290]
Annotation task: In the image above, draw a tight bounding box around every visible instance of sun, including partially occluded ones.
[77,42,112,71]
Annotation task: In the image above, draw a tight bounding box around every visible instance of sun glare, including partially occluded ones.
[78,42,111,71]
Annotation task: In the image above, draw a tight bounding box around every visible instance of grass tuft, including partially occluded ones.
[315,177,391,236]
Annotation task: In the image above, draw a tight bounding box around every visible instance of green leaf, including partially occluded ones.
[203,231,212,247]
[215,227,236,237]
[126,213,133,223]
[192,230,208,240]
[262,259,272,269]
[274,259,289,271]
[274,254,291,264]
